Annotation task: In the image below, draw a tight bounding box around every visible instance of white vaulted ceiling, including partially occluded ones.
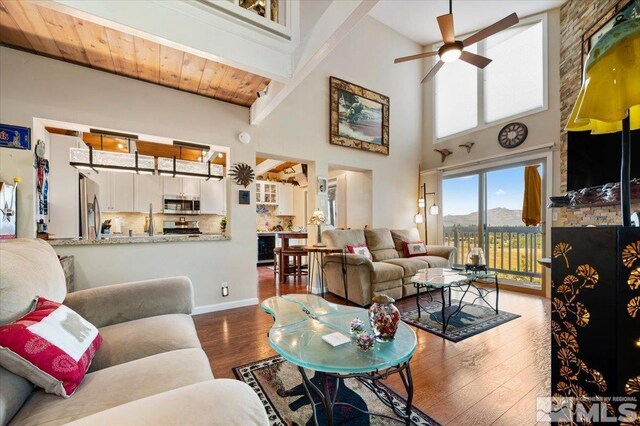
[369,0,566,45]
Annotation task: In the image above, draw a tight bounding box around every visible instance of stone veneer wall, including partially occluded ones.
[558,0,640,226]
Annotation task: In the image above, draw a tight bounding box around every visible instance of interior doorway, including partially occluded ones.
[328,167,373,230]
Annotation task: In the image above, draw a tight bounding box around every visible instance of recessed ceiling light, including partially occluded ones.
[218,153,224,158]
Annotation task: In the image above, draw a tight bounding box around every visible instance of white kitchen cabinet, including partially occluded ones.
[134,174,163,213]
[182,178,200,197]
[111,172,134,212]
[200,178,226,214]
[162,176,182,196]
[97,172,134,212]
[163,176,200,197]
[47,135,80,238]
[276,183,294,216]
[256,180,278,205]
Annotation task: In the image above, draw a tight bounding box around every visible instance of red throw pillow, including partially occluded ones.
[403,241,428,258]
[0,297,102,397]
[346,244,373,261]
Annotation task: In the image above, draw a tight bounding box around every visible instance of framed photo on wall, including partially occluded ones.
[581,0,637,76]
[329,77,389,156]
[239,190,250,205]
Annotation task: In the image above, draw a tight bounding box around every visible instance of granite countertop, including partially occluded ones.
[48,233,230,246]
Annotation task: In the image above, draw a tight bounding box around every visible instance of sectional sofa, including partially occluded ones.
[322,228,457,306]
[0,239,268,425]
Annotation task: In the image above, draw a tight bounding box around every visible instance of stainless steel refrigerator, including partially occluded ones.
[79,173,101,240]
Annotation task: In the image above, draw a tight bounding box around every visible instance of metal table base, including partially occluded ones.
[415,274,500,333]
[297,361,414,426]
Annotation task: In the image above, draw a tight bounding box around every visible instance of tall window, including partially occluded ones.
[434,16,546,139]
[484,22,544,123]
[435,45,478,139]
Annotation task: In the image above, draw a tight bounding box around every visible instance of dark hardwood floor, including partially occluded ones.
[193,266,551,425]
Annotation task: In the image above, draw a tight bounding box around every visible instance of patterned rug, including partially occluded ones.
[401,300,520,342]
[233,355,441,426]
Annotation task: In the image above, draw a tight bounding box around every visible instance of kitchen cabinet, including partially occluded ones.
[276,183,294,216]
[99,172,134,212]
[201,178,226,214]
[182,178,200,197]
[134,174,163,213]
[47,135,80,238]
[256,180,278,205]
[163,176,200,197]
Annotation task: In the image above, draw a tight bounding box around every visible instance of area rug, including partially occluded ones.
[233,355,441,426]
[400,300,520,342]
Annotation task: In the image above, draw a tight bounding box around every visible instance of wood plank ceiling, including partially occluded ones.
[255,157,299,174]
[0,0,270,107]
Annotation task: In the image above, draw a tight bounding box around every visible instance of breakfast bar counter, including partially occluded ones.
[47,233,230,246]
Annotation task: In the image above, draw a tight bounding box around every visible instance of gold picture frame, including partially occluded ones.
[329,77,389,156]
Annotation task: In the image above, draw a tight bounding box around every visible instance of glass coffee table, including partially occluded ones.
[261,294,417,425]
[411,268,499,334]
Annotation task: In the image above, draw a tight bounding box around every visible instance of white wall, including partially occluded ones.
[0,14,422,309]
[421,9,562,241]
[258,16,423,230]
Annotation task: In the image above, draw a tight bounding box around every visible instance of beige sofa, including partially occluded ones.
[0,239,268,426]
[322,228,457,306]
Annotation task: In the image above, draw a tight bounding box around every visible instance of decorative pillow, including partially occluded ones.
[346,244,373,261]
[403,241,428,258]
[0,297,102,397]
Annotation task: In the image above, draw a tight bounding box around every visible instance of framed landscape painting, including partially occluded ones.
[330,77,389,155]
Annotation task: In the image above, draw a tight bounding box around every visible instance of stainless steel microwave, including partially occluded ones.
[163,196,200,215]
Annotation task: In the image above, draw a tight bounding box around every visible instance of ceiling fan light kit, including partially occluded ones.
[394,0,519,83]
[438,41,463,63]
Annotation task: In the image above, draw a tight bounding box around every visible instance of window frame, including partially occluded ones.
[433,13,549,143]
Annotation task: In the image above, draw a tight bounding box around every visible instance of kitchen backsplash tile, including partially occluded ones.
[256,205,295,232]
[103,212,224,235]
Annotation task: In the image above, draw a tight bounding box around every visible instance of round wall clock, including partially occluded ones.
[498,122,528,149]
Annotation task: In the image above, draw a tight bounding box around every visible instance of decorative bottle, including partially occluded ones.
[368,294,400,342]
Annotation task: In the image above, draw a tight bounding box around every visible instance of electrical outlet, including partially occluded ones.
[552,211,558,221]
[221,282,229,297]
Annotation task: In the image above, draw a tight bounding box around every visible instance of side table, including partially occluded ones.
[304,246,343,296]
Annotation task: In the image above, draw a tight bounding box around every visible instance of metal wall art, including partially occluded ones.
[229,163,255,187]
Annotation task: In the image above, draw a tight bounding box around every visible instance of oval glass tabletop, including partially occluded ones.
[261,294,417,374]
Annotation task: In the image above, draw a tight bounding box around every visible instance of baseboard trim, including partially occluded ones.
[192,298,259,315]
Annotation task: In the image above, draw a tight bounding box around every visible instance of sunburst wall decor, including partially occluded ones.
[229,163,255,188]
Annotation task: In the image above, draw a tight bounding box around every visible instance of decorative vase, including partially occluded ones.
[368,294,400,342]
[354,331,374,351]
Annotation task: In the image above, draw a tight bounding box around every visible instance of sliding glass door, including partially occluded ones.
[443,160,545,290]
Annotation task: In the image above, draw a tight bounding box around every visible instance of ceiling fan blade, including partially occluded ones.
[459,51,492,68]
[394,51,438,64]
[462,12,519,47]
[421,61,444,84]
[437,13,455,44]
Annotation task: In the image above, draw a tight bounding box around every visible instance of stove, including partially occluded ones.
[163,219,201,235]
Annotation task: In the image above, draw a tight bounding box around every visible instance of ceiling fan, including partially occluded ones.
[394,0,519,83]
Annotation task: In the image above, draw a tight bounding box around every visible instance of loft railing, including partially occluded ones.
[443,225,543,281]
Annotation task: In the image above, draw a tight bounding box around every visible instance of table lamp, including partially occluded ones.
[309,209,326,247]
[566,14,640,226]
